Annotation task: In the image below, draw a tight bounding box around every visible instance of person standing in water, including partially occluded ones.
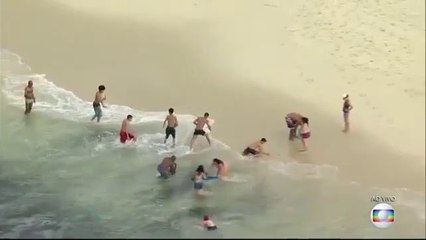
[285,112,303,140]
[242,138,269,157]
[24,80,36,115]
[211,158,228,179]
[299,117,311,152]
[120,115,136,143]
[342,94,353,133]
[157,155,177,179]
[191,165,211,195]
[190,112,212,150]
[163,108,178,147]
[91,85,107,122]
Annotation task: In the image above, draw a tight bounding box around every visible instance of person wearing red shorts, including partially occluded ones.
[120,115,136,143]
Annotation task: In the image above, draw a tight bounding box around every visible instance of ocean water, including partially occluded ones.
[0,49,424,238]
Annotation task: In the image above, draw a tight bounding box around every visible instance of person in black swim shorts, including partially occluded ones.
[242,138,269,157]
[163,108,178,147]
[190,112,212,150]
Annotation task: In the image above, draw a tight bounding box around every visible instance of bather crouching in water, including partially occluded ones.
[211,158,228,180]
[157,155,177,179]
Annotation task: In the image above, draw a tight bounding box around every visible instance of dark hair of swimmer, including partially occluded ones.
[204,112,209,117]
[196,165,205,173]
[98,85,106,91]
[212,158,223,165]
[171,155,176,161]
[301,117,309,125]
[169,108,174,114]
[261,138,267,143]
[127,114,133,120]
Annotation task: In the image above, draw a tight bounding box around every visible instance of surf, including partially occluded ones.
[1,49,425,238]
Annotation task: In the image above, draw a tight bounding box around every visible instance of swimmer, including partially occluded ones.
[191,165,210,195]
[157,155,177,179]
[24,80,36,115]
[299,117,311,152]
[190,112,212,150]
[242,138,269,157]
[211,158,228,179]
[91,85,107,122]
[163,108,178,147]
[285,112,303,140]
[342,94,353,133]
[120,115,136,143]
[202,215,217,231]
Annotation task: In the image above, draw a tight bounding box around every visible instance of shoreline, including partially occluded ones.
[1,0,424,193]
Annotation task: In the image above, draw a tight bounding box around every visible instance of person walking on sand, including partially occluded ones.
[242,138,269,157]
[342,94,353,133]
[299,117,311,152]
[120,115,136,143]
[190,112,212,150]
[91,85,107,122]
[24,80,36,115]
[163,108,178,147]
[285,112,303,140]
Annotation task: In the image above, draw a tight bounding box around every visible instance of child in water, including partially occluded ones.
[191,165,211,195]
[202,215,217,231]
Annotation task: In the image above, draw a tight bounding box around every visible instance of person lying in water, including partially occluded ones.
[242,138,269,157]
[191,165,212,195]
[202,215,217,231]
[211,158,228,179]
[157,155,177,179]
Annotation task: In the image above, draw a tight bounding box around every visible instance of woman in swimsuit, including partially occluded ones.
[299,117,311,152]
[342,94,353,133]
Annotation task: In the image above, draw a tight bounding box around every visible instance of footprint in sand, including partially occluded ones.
[264,3,279,8]
[364,100,371,106]
[305,78,315,83]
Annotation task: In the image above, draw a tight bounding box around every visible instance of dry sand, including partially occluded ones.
[1,0,424,191]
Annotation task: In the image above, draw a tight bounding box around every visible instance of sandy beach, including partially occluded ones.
[1,0,425,237]
[2,0,424,188]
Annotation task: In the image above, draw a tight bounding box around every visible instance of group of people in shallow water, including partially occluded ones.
[23,82,353,231]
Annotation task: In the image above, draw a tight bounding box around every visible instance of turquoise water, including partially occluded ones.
[0,49,424,238]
